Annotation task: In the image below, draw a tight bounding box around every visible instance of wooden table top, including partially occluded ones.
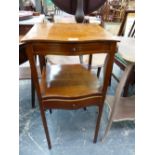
[21,23,118,43]
[117,37,135,63]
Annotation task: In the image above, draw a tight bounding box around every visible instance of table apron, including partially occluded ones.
[31,42,115,55]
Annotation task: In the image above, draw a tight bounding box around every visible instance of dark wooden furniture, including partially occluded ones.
[102,62,135,140]
[21,23,118,149]
[52,0,106,15]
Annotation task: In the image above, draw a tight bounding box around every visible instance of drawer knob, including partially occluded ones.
[72,48,76,52]
[73,104,75,107]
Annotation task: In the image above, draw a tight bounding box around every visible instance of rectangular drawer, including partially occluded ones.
[32,42,114,56]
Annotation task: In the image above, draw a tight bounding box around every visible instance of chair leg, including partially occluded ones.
[97,67,102,78]
[31,78,35,108]
[102,103,115,142]
[40,109,52,149]
[93,105,103,143]
[31,56,36,108]
[101,115,113,142]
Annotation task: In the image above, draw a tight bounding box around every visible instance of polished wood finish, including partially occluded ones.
[22,22,116,80]
[22,23,117,42]
[22,23,118,149]
[41,64,103,110]
[41,63,101,99]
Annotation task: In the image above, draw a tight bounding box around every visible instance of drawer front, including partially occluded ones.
[43,96,102,110]
[33,42,114,56]
[76,42,112,55]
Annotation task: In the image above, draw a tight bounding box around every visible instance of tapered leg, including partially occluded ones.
[31,78,35,108]
[31,56,36,108]
[94,105,103,143]
[40,110,52,149]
